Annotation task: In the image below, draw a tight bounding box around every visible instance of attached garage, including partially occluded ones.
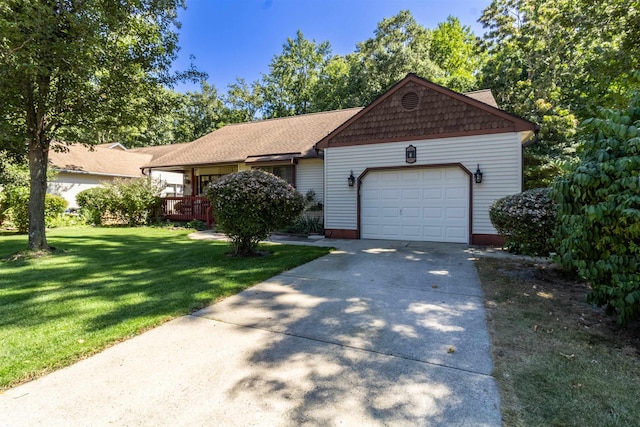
[360,167,469,243]
[316,74,538,245]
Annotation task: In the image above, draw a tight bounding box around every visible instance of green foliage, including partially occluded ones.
[0,0,194,250]
[4,186,29,233]
[0,153,28,226]
[261,30,332,117]
[173,81,226,142]
[430,16,484,92]
[221,11,484,119]
[44,194,68,227]
[76,178,162,226]
[303,189,323,212]
[552,94,640,324]
[111,178,163,226]
[76,187,109,226]
[0,226,330,390]
[489,188,557,256]
[46,213,87,229]
[284,215,323,235]
[4,191,68,233]
[223,78,264,123]
[479,0,639,188]
[207,169,304,256]
[185,219,207,230]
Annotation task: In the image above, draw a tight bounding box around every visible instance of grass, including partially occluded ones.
[476,257,640,427]
[0,226,330,391]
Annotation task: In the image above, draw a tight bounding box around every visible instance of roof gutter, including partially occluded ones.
[52,168,142,178]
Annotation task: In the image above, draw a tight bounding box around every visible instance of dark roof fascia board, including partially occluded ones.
[320,127,534,147]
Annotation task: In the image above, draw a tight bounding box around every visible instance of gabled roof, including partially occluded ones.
[147,108,362,169]
[48,144,151,177]
[316,74,538,149]
[95,142,128,150]
[464,89,499,108]
[129,143,189,161]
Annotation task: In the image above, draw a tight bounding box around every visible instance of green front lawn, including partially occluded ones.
[0,227,330,391]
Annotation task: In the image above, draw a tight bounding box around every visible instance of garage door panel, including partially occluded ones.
[423,188,443,200]
[402,225,421,239]
[401,188,421,200]
[423,226,445,240]
[446,207,467,220]
[401,170,421,182]
[382,225,400,237]
[381,189,399,200]
[446,187,467,200]
[361,167,469,243]
[403,207,420,218]
[423,207,444,219]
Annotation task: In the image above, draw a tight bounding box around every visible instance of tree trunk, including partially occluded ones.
[28,135,51,251]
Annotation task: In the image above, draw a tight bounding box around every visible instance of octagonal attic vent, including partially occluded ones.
[401,91,419,110]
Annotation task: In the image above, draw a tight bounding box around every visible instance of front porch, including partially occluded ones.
[160,196,214,227]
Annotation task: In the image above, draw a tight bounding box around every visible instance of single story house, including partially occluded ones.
[48,143,184,208]
[146,74,538,244]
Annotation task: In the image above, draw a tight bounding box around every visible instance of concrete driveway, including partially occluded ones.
[0,238,501,426]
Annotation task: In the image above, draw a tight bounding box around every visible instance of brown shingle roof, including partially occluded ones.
[49,144,151,177]
[148,108,362,168]
[464,89,499,108]
[316,74,537,148]
[129,143,189,161]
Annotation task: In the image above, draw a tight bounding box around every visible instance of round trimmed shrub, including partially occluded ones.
[76,187,109,225]
[489,188,557,256]
[6,191,69,233]
[44,194,68,227]
[207,169,304,256]
[5,186,30,233]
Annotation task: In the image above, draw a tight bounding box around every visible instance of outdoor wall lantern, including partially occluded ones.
[474,164,483,184]
[406,144,417,164]
[184,175,191,185]
[348,170,356,187]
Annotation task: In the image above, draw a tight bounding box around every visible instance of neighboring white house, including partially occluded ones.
[146,74,538,244]
[48,143,184,208]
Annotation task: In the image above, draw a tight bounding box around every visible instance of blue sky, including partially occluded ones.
[171,0,492,93]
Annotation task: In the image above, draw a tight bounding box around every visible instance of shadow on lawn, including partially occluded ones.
[0,228,322,331]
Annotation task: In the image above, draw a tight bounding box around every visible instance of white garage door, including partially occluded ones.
[361,168,469,243]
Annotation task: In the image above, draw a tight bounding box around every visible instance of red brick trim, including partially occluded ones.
[472,234,505,246]
[324,229,358,239]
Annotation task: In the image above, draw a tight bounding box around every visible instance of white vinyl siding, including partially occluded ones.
[48,173,118,209]
[323,132,522,236]
[296,158,324,203]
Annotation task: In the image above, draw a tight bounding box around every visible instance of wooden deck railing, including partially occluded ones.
[160,196,214,226]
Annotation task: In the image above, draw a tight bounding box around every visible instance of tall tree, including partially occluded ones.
[223,78,263,123]
[0,0,193,250]
[431,16,484,92]
[174,81,226,142]
[479,0,639,188]
[311,54,353,112]
[260,30,332,118]
[345,10,440,106]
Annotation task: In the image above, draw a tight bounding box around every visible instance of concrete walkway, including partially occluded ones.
[0,237,502,426]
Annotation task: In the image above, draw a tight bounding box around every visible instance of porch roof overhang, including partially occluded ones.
[244,152,299,166]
